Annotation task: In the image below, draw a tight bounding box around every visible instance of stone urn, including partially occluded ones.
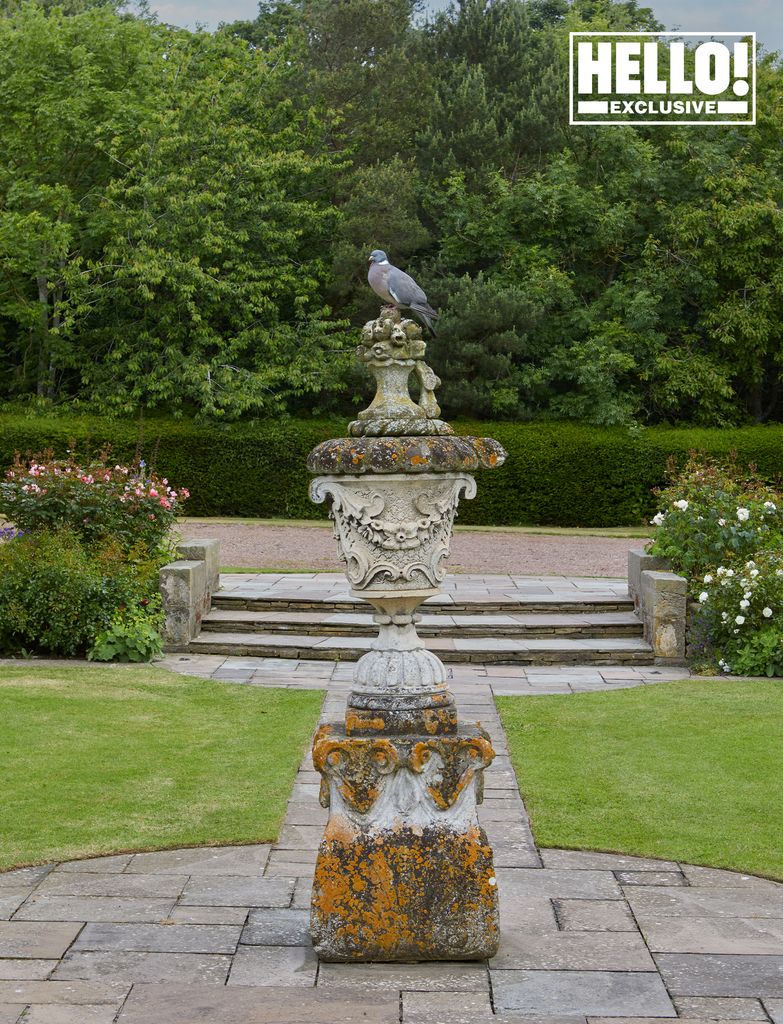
[306,306,506,961]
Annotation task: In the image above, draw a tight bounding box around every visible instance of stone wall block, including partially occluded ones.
[160,559,207,651]
[640,569,687,663]
[628,550,671,612]
[177,538,220,594]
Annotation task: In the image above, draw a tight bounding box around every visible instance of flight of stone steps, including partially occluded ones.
[188,572,656,666]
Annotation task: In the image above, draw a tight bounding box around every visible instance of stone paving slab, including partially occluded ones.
[179,876,294,907]
[317,962,488,992]
[124,845,270,876]
[496,868,623,900]
[0,981,129,1005]
[71,922,242,955]
[0,923,81,960]
[0,869,52,890]
[673,996,770,1019]
[53,950,233,985]
[491,969,677,1016]
[654,954,783,997]
[241,908,310,946]
[0,962,56,981]
[402,990,493,1024]
[34,873,188,899]
[118,983,401,1022]
[22,1005,122,1024]
[50,855,132,875]
[554,900,638,932]
[14,895,176,923]
[490,930,655,971]
[628,890,783,919]
[640,917,783,954]
[226,945,318,987]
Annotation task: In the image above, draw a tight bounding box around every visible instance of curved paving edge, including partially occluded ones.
[1,670,781,1024]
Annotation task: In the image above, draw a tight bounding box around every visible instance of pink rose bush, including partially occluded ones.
[0,448,189,556]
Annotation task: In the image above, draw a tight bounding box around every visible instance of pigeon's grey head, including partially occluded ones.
[368,249,388,264]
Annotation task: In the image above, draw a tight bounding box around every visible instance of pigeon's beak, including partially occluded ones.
[367,256,373,262]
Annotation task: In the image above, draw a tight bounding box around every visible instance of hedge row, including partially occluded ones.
[2,414,783,527]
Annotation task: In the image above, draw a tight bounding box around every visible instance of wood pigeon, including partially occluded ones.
[367,250,439,335]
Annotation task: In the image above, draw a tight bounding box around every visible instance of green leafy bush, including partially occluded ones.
[3,414,783,527]
[0,529,160,657]
[0,449,189,556]
[647,453,783,585]
[732,630,783,678]
[89,605,163,663]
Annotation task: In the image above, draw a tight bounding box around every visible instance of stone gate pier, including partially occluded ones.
[306,307,506,961]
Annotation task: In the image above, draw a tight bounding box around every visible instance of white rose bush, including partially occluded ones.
[695,555,783,677]
[648,453,783,676]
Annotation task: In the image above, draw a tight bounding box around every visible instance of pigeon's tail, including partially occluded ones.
[410,303,439,336]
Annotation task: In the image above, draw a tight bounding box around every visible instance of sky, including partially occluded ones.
[147,0,781,56]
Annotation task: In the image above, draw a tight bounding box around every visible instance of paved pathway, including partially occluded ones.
[159,653,690,694]
[2,669,780,1023]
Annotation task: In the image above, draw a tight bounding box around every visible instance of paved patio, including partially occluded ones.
[1,667,780,1023]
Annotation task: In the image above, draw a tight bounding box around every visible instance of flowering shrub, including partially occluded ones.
[0,448,189,556]
[693,554,783,677]
[0,529,160,657]
[647,453,783,585]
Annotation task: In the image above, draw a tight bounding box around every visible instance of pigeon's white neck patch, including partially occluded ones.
[378,259,389,265]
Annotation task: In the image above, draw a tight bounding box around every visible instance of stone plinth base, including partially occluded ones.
[310,723,499,962]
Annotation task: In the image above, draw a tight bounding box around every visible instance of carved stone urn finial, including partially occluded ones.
[349,306,452,437]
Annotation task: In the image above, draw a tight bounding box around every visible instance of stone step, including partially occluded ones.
[211,592,635,615]
[188,631,656,665]
[200,607,643,639]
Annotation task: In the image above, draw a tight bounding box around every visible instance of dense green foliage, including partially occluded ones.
[3,413,783,526]
[0,2,347,417]
[0,664,322,868]
[498,679,783,878]
[0,528,160,656]
[0,0,780,425]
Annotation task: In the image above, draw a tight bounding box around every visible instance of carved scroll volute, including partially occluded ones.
[312,726,398,813]
[409,734,495,810]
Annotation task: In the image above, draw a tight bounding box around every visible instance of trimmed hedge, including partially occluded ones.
[1,414,783,527]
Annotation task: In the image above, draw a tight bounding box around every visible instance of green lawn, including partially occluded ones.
[498,679,783,879]
[1,665,322,870]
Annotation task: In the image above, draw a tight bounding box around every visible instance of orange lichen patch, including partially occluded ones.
[344,711,386,735]
[409,454,429,466]
[311,817,499,962]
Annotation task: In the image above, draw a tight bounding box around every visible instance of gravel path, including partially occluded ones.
[178,521,648,577]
